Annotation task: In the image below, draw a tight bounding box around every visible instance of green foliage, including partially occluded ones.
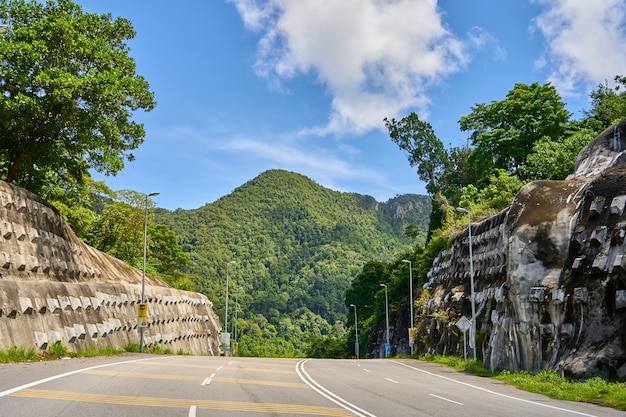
[496,370,626,411]
[75,346,121,357]
[0,0,155,194]
[459,82,571,180]
[523,129,595,181]
[156,170,430,357]
[305,336,349,358]
[0,345,38,363]
[582,75,626,132]
[385,113,449,195]
[149,344,173,355]
[124,342,141,353]
[48,341,68,358]
[458,169,523,216]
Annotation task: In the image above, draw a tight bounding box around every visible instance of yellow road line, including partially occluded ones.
[10,389,354,416]
[128,362,296,374]
[213,377,309,388]
[83,370,309,388]
[83,370,203,381]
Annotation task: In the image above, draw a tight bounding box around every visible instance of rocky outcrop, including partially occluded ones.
[367,118,626,381]
[0,181,221,355]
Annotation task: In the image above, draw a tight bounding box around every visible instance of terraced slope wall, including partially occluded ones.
[0,181,221,355]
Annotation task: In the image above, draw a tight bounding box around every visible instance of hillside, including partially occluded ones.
[156,169,430,355]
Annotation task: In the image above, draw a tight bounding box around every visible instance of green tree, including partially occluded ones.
[582,75,626,133]
[384,113,448,195]
[0,0,155,195]
[458,82,571,180]
[523,129,595,181]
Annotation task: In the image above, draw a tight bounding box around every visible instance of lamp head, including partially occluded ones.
[0,24,7,34]
[380,283,386,288]
[456,207,469,213]
[402,259,410,264]
[148,192,160,197]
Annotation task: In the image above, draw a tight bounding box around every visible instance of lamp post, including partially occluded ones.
[380,283,390,357]
[224,260,235,350]
[140,192,159,353]
[234,286,243,344]
[349,303,359,359]
[402,259,414,354]
[457,207,477,361]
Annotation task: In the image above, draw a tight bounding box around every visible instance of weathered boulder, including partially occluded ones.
[0,181,221,355]
[367,118,626,381]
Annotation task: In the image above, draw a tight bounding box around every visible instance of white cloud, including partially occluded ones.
[223,135,384,183]
[532,0,626,95]
[228,0,469,136]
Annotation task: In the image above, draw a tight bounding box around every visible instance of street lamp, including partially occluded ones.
[224,260,235,350]
[457,207,477,361]
[140,192,159,353]
[380,283,390,357]
[402,259,414,354]
[349,303,359,359]
[234,286,243,344]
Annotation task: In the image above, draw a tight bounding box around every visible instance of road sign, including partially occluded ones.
[137,303,148,319]
[456,316,471,332]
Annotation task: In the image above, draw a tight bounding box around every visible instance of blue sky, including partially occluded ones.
[79,0,626,210]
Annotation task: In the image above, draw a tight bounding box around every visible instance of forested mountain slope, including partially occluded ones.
[156,169,430,355]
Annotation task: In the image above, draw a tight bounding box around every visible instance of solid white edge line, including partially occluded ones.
[296,359,377,417]
[429,393,463,406]
[0,356,167,398]
[390,360,599,417]
[189,405,197,417]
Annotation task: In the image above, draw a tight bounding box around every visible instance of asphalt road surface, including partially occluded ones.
[0,354,623,416]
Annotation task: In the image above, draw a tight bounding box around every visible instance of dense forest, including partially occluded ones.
[156,169,431,356]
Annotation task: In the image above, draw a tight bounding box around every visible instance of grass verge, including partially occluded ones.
[416,354,626,411]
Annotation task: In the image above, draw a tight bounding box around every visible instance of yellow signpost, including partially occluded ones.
[137,303,148,328]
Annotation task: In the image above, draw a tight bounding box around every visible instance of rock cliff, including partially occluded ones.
[0,181,221,355]
[367,118,626,381]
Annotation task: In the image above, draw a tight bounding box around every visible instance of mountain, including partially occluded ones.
[156,169,430,355]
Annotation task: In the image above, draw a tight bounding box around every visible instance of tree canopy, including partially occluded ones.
[458,82,570,180]
[0,0,155,195]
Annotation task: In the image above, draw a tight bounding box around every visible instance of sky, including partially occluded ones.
[76,0,626,211]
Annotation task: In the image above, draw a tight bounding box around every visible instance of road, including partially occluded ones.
[0,355,623,416]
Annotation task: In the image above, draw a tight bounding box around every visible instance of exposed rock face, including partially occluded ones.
[367,118,626,381]
[0,181,221,355]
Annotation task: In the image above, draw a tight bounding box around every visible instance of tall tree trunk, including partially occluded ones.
[6,150,24,184]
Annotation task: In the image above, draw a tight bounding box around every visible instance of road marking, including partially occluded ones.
[390,360,600,417]
[85,369,308,388]
[10,389,354,416]
[0,357,167,398]
[212,377,309,388]
[84,370,203,382]
[133,362,296,374]
[363,369,371,373]
[296,359,377,417]
[429,393,463,405]
[189,405,197,417]
[384,378,399,384]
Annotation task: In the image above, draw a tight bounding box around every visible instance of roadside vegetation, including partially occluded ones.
[416,354,626,411]
[0,342,184,363]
